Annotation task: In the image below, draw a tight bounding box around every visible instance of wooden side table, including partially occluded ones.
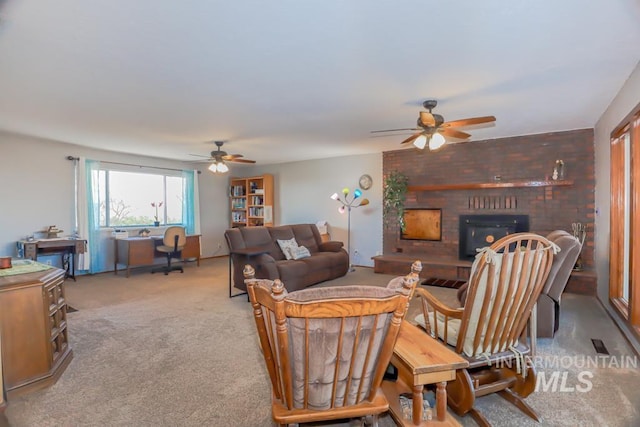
[382,320,468,426]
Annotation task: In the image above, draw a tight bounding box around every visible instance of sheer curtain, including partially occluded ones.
[76,157,91,271]
[78,159,103,274]
[182,169,201,235]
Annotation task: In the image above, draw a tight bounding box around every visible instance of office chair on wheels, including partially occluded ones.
[152,226,187,275]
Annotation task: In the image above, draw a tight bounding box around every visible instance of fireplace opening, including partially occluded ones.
[458,214,529,260]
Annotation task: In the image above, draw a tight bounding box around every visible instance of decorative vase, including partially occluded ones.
[153,221,160,227]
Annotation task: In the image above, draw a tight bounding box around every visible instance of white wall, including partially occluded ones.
[247,153,383,267]
[0,131,229,270]
[594,60,640,351]
[0,131,382,271]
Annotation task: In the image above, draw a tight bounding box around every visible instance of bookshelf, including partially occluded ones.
[229,174,274,227]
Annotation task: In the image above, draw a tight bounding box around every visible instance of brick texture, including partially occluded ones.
[383,129,595,272]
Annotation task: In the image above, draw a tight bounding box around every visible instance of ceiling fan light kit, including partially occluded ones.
[372,99,496,152]
[208,161,229,174]
[190,140,256,174]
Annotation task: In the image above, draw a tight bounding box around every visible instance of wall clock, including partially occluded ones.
[359,174,373,190]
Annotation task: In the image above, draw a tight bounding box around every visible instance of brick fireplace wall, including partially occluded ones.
[382,128,595,273]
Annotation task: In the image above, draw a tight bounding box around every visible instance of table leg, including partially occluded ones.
[436,381,447,422]
[71,250,77,281]
[228,255,248,298]
[114,241,119,275]
[228,255,232,298]
[412,384,423,425]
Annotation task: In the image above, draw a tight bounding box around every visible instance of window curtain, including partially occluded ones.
[76,157,91,271]
[84,159,103,274]
[182,169,201,235]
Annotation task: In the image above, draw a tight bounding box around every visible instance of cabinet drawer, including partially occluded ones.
[51,328,68,363]
[118,239,155,265]
[182,236,201,259]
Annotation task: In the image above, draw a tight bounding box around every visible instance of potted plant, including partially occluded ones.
[383,171,408,232]
[151,201,163,226]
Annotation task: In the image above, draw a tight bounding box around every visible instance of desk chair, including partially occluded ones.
[152,226,187,275]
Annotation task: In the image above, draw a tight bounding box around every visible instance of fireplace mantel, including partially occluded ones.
[408,179,574,192]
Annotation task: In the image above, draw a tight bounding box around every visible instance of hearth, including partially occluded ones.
[458,214,529,260]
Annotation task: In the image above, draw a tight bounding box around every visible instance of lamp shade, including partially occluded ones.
[428,132,446,151]
[330,192,339,200]
[354,188,362,198]
[359,198,370,206]
[413,134,428,150]
[208,162,218,173]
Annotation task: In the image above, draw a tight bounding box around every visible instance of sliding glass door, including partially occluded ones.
[610,110,640,330]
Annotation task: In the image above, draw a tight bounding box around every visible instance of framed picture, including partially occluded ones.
[401,209,442,241]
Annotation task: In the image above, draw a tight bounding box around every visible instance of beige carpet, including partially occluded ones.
[2,257,639,426]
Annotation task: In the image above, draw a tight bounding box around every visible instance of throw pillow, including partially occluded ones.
[277,238,299,260]
[290,245,311,260]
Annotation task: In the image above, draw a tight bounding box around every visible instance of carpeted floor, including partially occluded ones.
[2,257,639,426]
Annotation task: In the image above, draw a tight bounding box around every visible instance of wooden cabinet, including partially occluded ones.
[230,174,274,227]
[0,335,4,412]
[0,267,73,398]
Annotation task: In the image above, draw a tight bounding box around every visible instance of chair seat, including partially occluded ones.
[272,388,389,424]
[414,312,460,347]
[156,245,180,254]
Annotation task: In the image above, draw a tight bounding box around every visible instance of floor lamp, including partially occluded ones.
[331,187,369,272]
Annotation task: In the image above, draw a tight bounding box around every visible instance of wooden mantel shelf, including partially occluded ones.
[408,179,574,192]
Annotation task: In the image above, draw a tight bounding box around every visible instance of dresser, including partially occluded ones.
[0,267,73,398]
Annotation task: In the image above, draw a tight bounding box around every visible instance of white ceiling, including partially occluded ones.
[1,1,639,165]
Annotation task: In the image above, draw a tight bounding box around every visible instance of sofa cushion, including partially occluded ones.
[277,260,310,285]
[291,224,321,253]
[277,238,299,260]
[290,245,311,260]
[239,226,283,260]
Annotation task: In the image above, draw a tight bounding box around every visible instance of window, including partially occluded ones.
[97,167,185,227]
[609,107,640,332]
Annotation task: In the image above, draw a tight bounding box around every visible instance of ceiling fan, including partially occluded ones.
[371,100,496,151]
[190,141,255,174]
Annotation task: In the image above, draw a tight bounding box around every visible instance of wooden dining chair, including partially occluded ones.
[244,262,421,427]
[415,233,556,427]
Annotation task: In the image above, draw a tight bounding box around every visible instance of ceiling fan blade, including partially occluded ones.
[420,111,436,127]
[222,154,244,160]
[400,132,422,145]
[228,158,256,164]
[439,128,471,139]
[441,116,496,128]
[370,128,420,133]
[189,153,211,158]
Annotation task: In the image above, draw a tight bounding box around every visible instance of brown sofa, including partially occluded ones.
[224,224,349,292]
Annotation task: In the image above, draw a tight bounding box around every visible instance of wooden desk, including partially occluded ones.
[382,321,468,426]
[114,235,201,277]
[19,238,86,281]
[0,267,72,399]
